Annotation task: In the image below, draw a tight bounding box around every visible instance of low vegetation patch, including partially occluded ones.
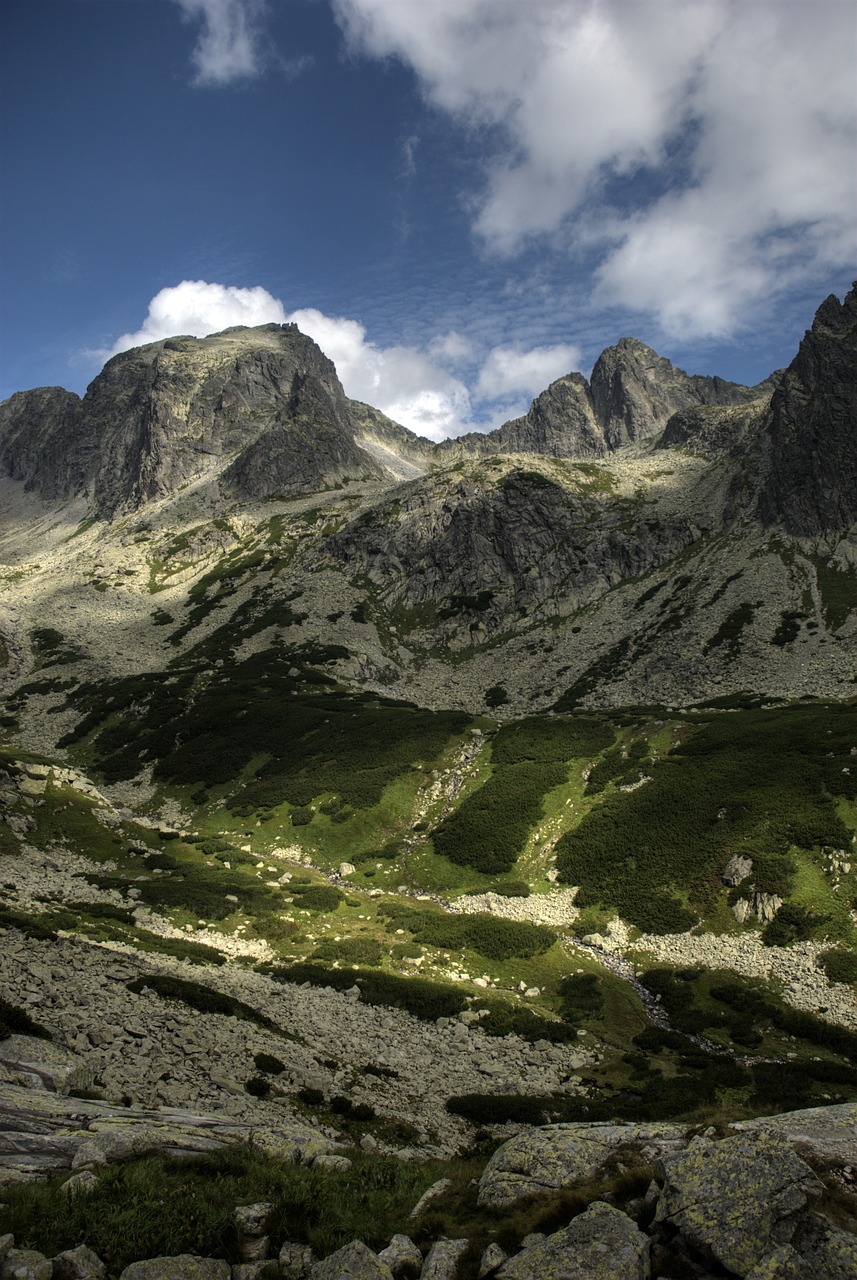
[125,975,281,1033]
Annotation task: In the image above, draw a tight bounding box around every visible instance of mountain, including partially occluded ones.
[0,287,856,1257]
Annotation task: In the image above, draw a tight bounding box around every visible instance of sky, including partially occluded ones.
[1,0,855,441]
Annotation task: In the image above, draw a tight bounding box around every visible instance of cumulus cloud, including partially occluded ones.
[289,308,472,440]
[476,342,581,401]
[176,0,268,86]
[107,280,288,354]
[334,0,857,338]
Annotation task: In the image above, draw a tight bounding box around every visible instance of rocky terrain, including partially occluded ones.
[0,283,855,1275]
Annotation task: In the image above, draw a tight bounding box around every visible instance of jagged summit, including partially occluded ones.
[0,323,428,517]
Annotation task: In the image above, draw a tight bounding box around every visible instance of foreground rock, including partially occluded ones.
[497,1201,650,1280]
[654,1131,823,1275]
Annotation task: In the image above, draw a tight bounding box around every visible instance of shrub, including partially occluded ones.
[761,903,825,947]
[245,1076,270,1098]
[125,976,280,1032]
[270,964,466,1022]
[558,973,605,1023]
[291,884,343,913]
[253,1052,286,1075]
[0,996,51,1041]
[312,937,384,966]
[290,808,313,827]
[819,948,857,985]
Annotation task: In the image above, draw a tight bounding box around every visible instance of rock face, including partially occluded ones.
[760,282,857,535]
[497,1201,651,1280]
[0,326,396,517]
[654,1131,822,1275]
[447,338,771,459]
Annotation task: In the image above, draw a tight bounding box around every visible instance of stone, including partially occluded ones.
[477,1121,687,1209]
[231,1265,278,1280]
[338,864,356,877]
[654,1131,822,1275]
[0,1243,12,1267]
[730,1102,857,1166]
[723,853,753,886]
[312,1154,352,1172]
[0,1251,52,1280]
[277,1244,316,1280]
[409,1178,452,1219]
[309,1241,393,1280]
[60,1170,99,1198]
[418,1240,468,1280]
[477,1243,507,1278]
[376,1236,421,1280]
[793,1211,857,1280]
[744,1245,806,1280]
[119,1261,231,1280]
[0,1036,93,1094]
[52,1246,107,1280]
[497,1202,650,1280]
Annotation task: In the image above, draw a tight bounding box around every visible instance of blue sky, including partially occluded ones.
[1,0,854,440]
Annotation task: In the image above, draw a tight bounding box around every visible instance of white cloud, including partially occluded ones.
[334,0,857,338]
[288,308,472,441]
[476,343,581,401]
[107,280,288,354]
[176,0,267,86]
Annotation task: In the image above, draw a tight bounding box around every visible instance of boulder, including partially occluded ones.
[408,1178,452,1219]
[233,1203,273,1261]
[61,1171,100,1198]
[654,1131,822,1275]
[730,1103,857,1167]
[744,1245,807,1279]
[0,1037,93,1095]
[231,1265,278,1280]
[418,1240,468,1280]
[477,1121,687,1209]
[52,1247,107,1280]
[277,1244,316,1280]
[0,1252,52,1280]
[309,1242,393,1280]
[792,1211,857,1280]
[375,1236,421,1279]
[477,1243,507,1278]
[119,1261,231,1280]
[497,1202,650,1280]
[723,854,753,886]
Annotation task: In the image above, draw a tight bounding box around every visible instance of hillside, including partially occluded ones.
[0,285,855,1275]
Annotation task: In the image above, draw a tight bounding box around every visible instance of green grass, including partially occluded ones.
[0,1147,450,1270]
[554,702,857,934]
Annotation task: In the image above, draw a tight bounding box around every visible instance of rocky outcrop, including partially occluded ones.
[328,463,699,640]
[0,326,400,517]
[497,1201,651,1280]
[446,338,771,460]
[759,282,857,535]
[654,1131,823,1275]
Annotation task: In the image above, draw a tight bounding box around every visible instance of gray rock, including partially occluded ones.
[309,1241,393,1280]
[60,1171,99,1199]
[497,1202,650,1280]
[477,1121,687,1209]
[0,1036,93,1094]
[744,1246,807,1279]
[730,1102,857,1166]
[231,1265,278,1280]
[52,1246,106,1280]
[277,1244,316,1280]
[793,1211,857,1280]
[375,1236,421,1279]
[0,1251,52,1280]
[408,1178,452,1219]
[418,1240,468,1280]
[654,1131,822,1275]
[0,1240,13,1266]
[119,1261,231,1280]
[723,854,753,886]
[477,1244,507,1278]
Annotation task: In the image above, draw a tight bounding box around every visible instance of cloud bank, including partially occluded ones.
[333,0,857,338]
[104,281,580,441]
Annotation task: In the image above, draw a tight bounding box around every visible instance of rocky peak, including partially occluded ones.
[0,325,410,517]
[759,282,857,535]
